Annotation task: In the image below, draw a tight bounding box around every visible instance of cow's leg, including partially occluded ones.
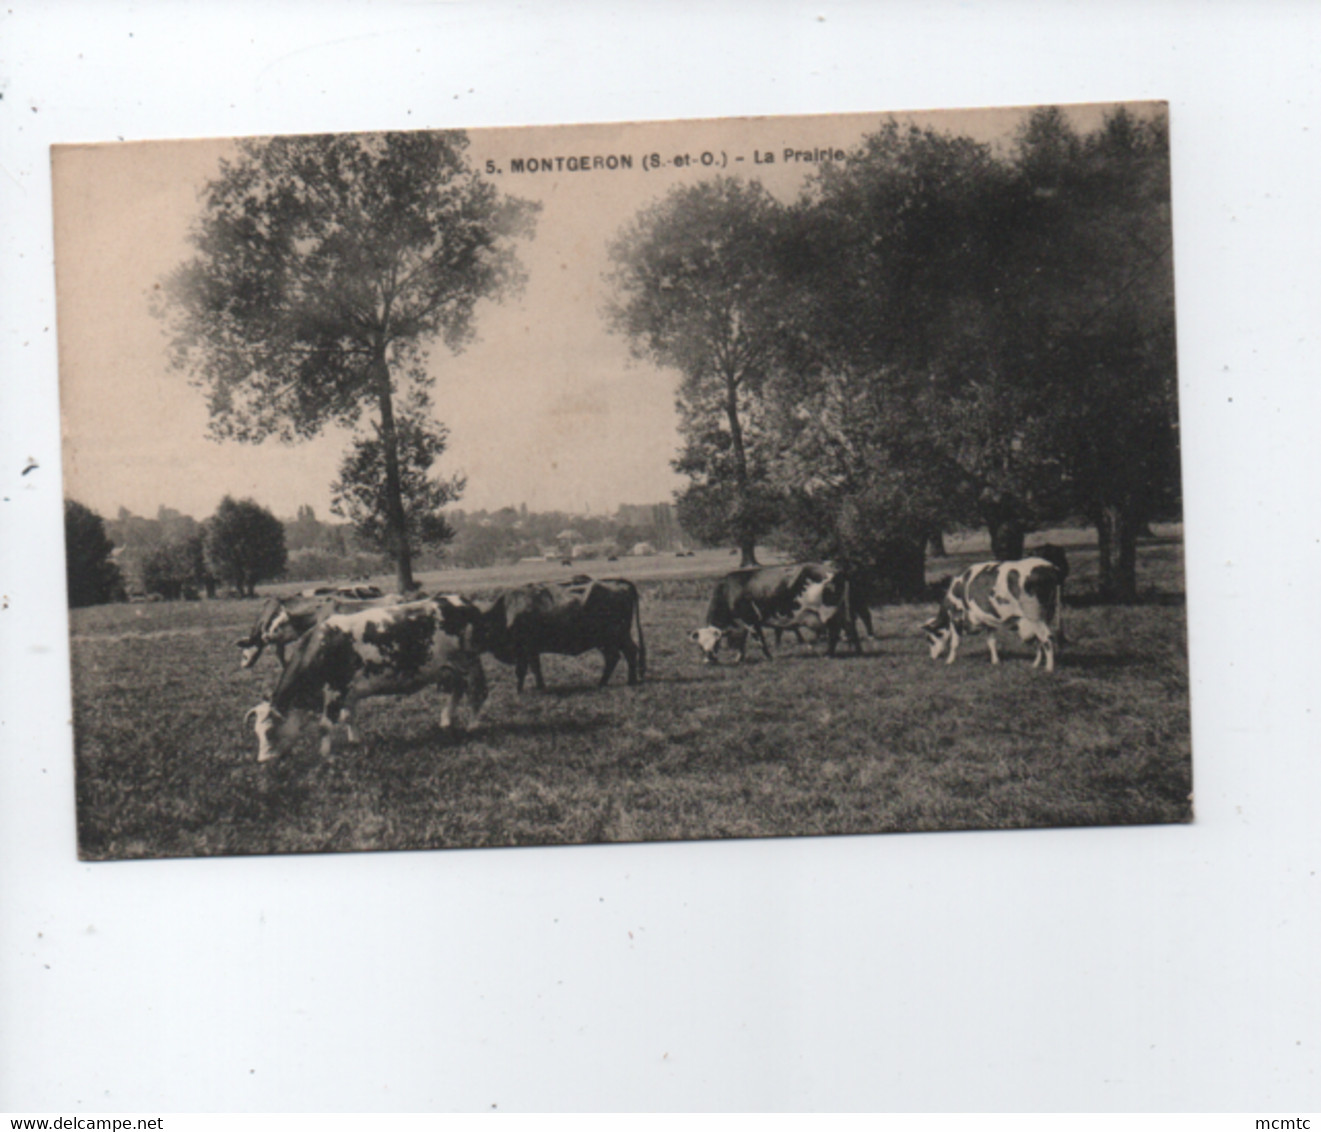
[530,653,546,692]
[341,704,360,745]
[318,715,336,757]
[1033,632,1055,673]
[752,622,773,660]
[987,635,1000,665]
[515,654,529,693]
[621,637,640,685]
[439,691,455,730]
[945,626,961,665]
[466,658,488,728]
[600,646,621,686]
[928,630,949,661]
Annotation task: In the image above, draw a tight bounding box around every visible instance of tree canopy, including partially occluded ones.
[607,177,792,566]
[160,131,538,590]
[610,107,1177,598]
[330,393,466,559]
[64,500,123,608]
[203,496,287,597]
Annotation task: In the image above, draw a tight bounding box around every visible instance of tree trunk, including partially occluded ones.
[725,375,758,568]
[1091,502,1139,601]
[989,517,1026,561]
[1112,502,1139,602]
[1093,505,1115,600]
[879,534,928,601]
[980,493,1027,561]
[375,355,416,593]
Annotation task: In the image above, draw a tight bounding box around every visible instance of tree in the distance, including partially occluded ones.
[203,496,287,597]
[159,131,538,592]
[141,533,214,600]
[64,499,123,608]
[330,394,466,566]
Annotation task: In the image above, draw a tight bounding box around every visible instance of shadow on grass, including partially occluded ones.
[1058,651,1156,671]
[504,681,643,699]
[477,716,614,740]
[1066,590,1186,609]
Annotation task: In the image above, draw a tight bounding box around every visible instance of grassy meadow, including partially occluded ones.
[67,531,1192,860]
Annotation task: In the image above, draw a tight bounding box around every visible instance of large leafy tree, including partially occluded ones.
[780,109,1177,597]
[770,123,1010,592]
[1003,106,1178,597]
[607,178,790,566]
[141,533,214,600]
[159,131,538,591]
[330,392,466,560]
[64,499,123,608]
[203,496,287,597]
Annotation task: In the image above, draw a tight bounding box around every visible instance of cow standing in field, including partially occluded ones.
[235,592,396,669]
[689,563,861,664]
[244,600,487,762]
[772,562,878,650]
[922,557,1063,672]
[471,576,646,692]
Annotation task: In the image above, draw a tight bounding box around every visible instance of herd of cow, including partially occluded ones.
[236,551,1069,762]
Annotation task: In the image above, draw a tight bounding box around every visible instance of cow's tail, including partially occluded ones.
[631,581,647,681]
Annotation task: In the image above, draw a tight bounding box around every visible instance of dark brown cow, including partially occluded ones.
[690,563,860,664]
[472,577,646,692]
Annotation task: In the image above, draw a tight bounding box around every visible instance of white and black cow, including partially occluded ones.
[690,563,860,664]
[244,600,486,761]
[922,557,1062,672]
[235,593,396,669]
[470,576,646,692]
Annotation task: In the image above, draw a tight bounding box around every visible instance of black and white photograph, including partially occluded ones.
[55,104,1190,861]
[8,0,1321,1116]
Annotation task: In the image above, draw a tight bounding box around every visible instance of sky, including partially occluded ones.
[53,102,1152,523]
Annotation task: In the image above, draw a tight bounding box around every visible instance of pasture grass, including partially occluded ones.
[67,536,1192,859]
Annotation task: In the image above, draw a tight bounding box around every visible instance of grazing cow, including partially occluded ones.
[235,593,394,669]
[922,557,1062,672]
[244,600,486,762]
[690,563,860,664]
[472,576,646,692]
[772,561,878,650]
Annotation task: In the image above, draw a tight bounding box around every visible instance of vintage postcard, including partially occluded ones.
[54,104,1190,860]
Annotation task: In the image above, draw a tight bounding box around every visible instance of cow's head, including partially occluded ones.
[236,601,297,668]
[689,625,746,664]
[921,611,954,660]
[245,701,304,762]
[236,636,264,669]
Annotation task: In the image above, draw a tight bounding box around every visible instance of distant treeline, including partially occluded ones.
[100,500,688,598]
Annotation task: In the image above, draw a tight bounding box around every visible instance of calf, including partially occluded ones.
[922,557,1062,672]
[690,563,860,664]
[244,600,486,761]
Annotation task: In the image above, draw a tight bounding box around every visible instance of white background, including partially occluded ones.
[2,0,1318,1113]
